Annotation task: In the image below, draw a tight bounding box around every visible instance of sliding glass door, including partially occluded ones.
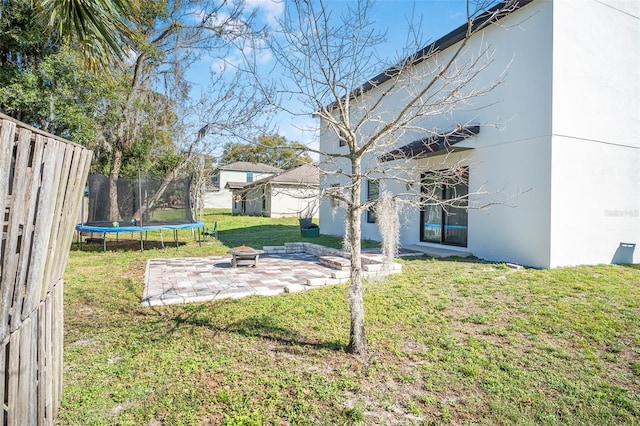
[421,203,442,243]
[420,169,468,247]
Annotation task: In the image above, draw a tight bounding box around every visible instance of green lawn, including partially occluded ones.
[59,211,640,425]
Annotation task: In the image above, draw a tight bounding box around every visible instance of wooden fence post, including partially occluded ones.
[0,113,92,425]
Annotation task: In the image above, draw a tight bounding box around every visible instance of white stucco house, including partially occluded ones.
[319,0,639,268]
[228,163,320,218]
[203,161,281,209]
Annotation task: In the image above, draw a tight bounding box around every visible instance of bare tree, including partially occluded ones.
[136,66,273,219]
[95,0,272,221]
[190,154,213,222]
[266,0,520,356]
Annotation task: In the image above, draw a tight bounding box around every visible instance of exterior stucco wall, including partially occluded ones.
[320,0,556,267]
[469,136,552,267]
[550,137,640,266]
[552,0,640,148]
[465,0,554,267]
[269,185,320,218]
[232,184,320,218]
[205,169,276,209]
[549,0,640,266]
[241,186,265,216]
[231,195,242,215]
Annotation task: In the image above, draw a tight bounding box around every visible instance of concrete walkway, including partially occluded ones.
[402,244,472,258]
[142,253,346,306]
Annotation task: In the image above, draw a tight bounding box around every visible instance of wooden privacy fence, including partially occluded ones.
[0,113,92,425]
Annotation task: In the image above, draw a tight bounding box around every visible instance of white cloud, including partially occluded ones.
[244,0,284,28]
[209,56,242,73]
[208,36,273,73]
[244,39,274,64]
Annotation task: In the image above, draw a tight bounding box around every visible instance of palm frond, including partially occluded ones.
[38,0,140,71]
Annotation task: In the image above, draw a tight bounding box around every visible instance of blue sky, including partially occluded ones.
[187,0,474,151]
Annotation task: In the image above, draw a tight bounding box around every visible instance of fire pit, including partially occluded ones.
[227,245,264,268]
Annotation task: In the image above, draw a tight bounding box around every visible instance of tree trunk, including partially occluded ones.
[109,144,123,221]
[346,159,367,356]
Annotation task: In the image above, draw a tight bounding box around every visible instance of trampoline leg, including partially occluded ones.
[160,229,164,249]
[140,231,144,251]
[103,233,106,252]
[175,229,179,248]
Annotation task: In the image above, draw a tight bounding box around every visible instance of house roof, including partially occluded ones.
[271,163,319,185]
[225,181,250,190]
[235,163,320,190]
[380,125,480,162]
[321,0,535,110]
[219,161,282,173]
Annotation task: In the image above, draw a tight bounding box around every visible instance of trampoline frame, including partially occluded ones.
[75,221,205,251]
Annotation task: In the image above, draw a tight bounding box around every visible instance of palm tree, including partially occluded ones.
[38,0,139,70]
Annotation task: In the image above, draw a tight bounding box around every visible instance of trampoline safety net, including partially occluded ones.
[85,172,195,227]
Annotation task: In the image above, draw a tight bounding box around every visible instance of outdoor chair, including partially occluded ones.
[202,221,218,240]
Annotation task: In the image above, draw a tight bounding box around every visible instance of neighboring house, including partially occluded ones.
[319,0,639,268]
[203,161,281,209]
[228,163,320,218]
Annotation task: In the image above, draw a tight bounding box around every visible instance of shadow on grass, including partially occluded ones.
[70,239,188,252]
[221,314,346,352]
[202,209,234,217]
[216,224,345,250]
[154,303,346,353]
[620,263,640,270]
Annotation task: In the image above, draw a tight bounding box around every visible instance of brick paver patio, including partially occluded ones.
[142,252,347,306]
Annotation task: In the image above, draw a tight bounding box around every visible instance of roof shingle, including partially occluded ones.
[235,163,319,189]
[219,161,282,173]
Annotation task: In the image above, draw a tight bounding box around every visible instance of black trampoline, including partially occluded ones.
[76,172,204,251]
